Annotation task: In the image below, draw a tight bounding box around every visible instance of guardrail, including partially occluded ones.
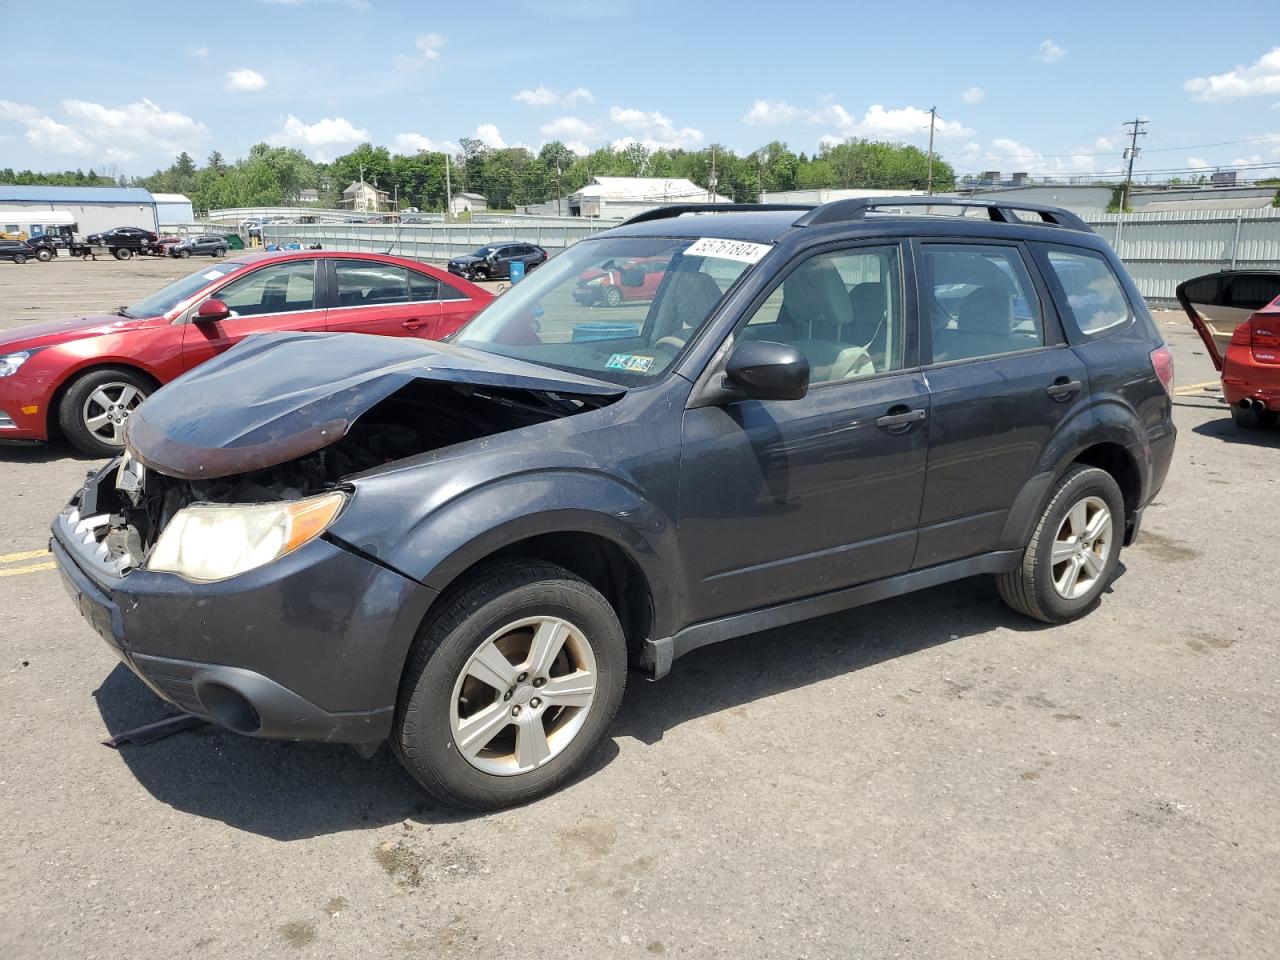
[261,220,615,262]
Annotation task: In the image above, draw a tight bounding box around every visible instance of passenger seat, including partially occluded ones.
[932,286,1012,361]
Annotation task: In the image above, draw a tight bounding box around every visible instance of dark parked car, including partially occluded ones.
[169,234,230,258]
[87,226,158,244]
[52,198,1175,810]
[0,239,35,263]
[448,243,548,281]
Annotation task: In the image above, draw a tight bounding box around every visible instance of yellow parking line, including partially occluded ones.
[1173,380,1221,396]
[0,561,55,578]
[0,549,49,564]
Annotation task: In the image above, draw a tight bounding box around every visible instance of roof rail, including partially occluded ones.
[619,203,813,226]
[794,195,1093,233]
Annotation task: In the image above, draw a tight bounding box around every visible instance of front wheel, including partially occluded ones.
[35,248,53,262]
[58,367,152,457]
[393,561,627,810]
[997,465,1125,624]
[177,248,191,259]
[603,286,623,307]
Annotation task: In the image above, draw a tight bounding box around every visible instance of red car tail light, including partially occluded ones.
[1249,316,1280,365]
[1149,344,1175,395]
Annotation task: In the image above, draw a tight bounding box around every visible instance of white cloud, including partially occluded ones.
[1185,47,1280,101]
[0,98,207,165]
[607,105,702,149]
[1232,154,1264,167]
[742,99,799,125]
[394,33,445,70]
[514,85,595,108]
[563,140,590,156]
[540,115,597,138]
[391,132,458,155]
[225,68,268,93]
[269,114,368,159]
[808,102,971,140]
[818,134,845,150]
[1187,156,1211,169]
[473,123,507,149]
[961,86,984,104]
[807,101,854,129]
[957,136,1125,178]
[187,46,209,59]
[1035,39,1066,63]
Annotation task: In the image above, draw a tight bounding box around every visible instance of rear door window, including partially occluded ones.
[335,260,412,307]
[1042,247,1132,339]
[920,243,1044,363]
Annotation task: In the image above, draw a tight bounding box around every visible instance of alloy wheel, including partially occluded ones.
[449,615,597,776]
[1050,496,1113,600]
[82,381,146,447]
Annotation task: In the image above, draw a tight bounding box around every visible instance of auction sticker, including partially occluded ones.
[684,237,772,264]
[606,353,655,373]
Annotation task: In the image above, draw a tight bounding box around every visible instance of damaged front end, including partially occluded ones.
[60,331,625,582]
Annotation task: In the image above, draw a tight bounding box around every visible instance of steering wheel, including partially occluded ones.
[654,335,686,351]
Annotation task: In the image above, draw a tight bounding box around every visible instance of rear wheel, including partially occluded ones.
[212,247,225,257]
[1230,404,1277,430]
[393,561,627,810]
[58,367,153,457]
[12,253,26,264]
[997,465,1124,624]
[113,247,133,261]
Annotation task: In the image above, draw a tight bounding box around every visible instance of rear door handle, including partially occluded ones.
[875,406,927,433]
[1046,378,1082,401]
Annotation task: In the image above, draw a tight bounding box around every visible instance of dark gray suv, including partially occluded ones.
[52,198,1176,809]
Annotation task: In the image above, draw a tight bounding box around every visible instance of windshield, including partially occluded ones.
[123,262,246,318]
[454,235,767,384]
[470,246,496,258]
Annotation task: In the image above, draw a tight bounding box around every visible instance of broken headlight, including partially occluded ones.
[146,491,346,582]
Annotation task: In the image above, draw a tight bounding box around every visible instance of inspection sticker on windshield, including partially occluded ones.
[684,237,771,264]
[606,353,654,373]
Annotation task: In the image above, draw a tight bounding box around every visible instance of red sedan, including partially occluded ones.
[1178,270,1280,430]
[0,250,492,456]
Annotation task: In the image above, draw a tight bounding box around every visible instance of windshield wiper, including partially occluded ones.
[114,306,136,318]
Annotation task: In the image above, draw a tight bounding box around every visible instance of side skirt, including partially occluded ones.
[642,550,1021,679]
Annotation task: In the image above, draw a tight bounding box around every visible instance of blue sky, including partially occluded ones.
[1,0,1278,181]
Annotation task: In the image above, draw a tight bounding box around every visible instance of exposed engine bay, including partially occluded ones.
[70,380,616,573]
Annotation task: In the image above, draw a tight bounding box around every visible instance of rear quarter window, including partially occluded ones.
[1040,246,1132,340]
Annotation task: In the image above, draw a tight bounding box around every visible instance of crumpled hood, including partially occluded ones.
[126,330,626,480]
[0,313,153,351]
[450,255,482,266]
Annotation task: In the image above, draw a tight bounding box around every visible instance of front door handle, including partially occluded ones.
[875,406,927,434]
[402,318,431,330]
[1046,377,1082,401]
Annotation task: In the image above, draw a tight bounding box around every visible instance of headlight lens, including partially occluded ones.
[0,351,32,378]
[147,491,346,582]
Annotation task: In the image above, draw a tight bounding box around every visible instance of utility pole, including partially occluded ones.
[1121,117,1148,212]
[444,152,453,223]
[555,162,563,216]
[708,145,718,202]
[359,164,366,212]
[926,106,937,195]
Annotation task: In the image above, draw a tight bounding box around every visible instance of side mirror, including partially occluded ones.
[195,298,230,323]
[723,340,809,401]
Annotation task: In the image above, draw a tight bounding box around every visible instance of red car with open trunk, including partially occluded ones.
[0,250,492,456]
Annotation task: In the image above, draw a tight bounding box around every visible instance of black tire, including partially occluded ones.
[393,560,627,811]
[1230,404,1277,430]
[13,254,26,264]
[177,248,191,259]
[603,286,623,307]
[212,247,225,258]
[35,248,53,263]
[112,247,132,260]
[57,366,153,458]
[997,465,1125,624]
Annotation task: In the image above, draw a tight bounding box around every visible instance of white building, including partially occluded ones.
[297,188,321,204]
[339,181,390,212]
[449,192,488,215]
[0,185,159,235]
[761,188,929,205]
[520,176,733,220]
[152,193,194,223]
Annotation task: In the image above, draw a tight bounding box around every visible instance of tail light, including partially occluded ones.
[1249,316,1280,365]
[1149,344,1175,395]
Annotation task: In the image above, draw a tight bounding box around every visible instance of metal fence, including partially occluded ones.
[261,206,1280,302]
[1081,206,1280,302]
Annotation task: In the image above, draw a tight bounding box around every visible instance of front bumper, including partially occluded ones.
[51,487,437,746]
[0,374,50,441]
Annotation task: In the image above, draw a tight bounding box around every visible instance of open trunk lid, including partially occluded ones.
[1176,270,1280,372]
